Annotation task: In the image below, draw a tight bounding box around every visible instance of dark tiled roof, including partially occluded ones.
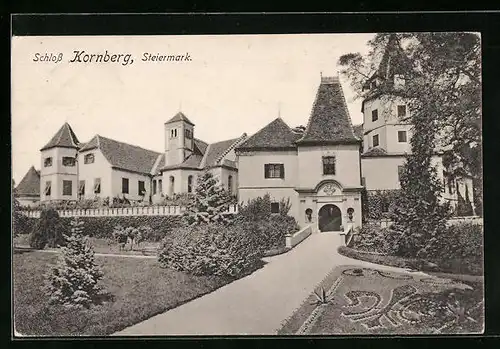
[15,166,40,196]
[203,138,240,168]
[362,147,388,157]
[194,138,208,156]
[375,34,413,80]
[297,77,360,145]
[81,135,161,174]
[353,124,364,140]
[40,122,80,151]
[165,112,195,126]
[236,118,299,151]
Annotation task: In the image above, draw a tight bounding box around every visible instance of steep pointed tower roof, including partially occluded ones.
[15,166,40,196]
[375,34,413,80]
[165,112,195,126]
[40,122,80,151]
[296,76,360,145]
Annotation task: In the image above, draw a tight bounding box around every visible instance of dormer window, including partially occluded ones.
[44,157,52,167]
[84,153,95,164]
[170,129,178,138]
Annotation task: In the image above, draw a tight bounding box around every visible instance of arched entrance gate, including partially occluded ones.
[318,204,342,232]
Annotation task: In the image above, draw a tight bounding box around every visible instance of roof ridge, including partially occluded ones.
[97,134,161,155]
[214,133,248,165]
[337,80,357,139]
[298,80,322,142]
[199,143,212,168]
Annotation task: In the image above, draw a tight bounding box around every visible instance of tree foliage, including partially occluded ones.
[182,171,233,226]
[29,207,65,249]
[338,33,480,256]
[44,218,104,308]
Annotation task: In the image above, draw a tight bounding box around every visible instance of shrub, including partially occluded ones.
[418,222,483,274]
[182,171,233,226]
[44,218,104,308]
[51,215,181,241]
[29,208,66,249]
[158,223,263,278]
[349,220,397,255]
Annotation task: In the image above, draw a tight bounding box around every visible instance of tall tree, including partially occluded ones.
[182,171,232,226]
[338,33,480,256]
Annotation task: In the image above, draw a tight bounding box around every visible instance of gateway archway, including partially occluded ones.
[318,204,342,232]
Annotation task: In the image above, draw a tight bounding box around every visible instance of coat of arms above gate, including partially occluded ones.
[318,182,341,196]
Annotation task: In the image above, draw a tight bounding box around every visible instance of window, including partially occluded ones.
[44,181,51,196]
[448,178,454,194]
[79,180,85,196]
[170,129,177,138]
[63,180,72,196]
[322,156,336,175]
[187,175,193,193]
[371,80,377,89]
[185,129,192,139]
[397,105,407,118]
[398,130,407,143]
[271,202,280,214]
[158,179,163,193]
[84,153,95,164]
[94,178,101,194]
[398,166,404,182]
[62,156,76,167]
[371,109,378,122]
[264,164,284,179]
[169,176,175,195]
[227,175,233,193]
[153,180,157,195]
[122,178,129,194]
[44,157,53,167]
[372,134,379,147]
[138,180,146,196]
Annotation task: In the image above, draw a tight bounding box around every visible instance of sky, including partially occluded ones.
[11,34,375,184]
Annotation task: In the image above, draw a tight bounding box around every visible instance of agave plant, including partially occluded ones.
[310,287,334,306]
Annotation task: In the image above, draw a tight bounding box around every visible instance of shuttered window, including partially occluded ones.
[94,178,101,194]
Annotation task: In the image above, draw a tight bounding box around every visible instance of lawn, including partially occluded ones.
[278,265,484,335]
[13,250,232,336]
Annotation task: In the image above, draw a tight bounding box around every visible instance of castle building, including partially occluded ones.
[15,37,475,230]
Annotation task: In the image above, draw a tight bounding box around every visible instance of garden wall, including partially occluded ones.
[21,204,239,218]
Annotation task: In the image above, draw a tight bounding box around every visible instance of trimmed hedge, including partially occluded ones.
[21,215,182,242]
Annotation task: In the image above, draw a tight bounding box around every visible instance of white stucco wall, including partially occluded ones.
[297,145,361,189]
[111,169,151,201]
[78,149,113,199]
[361,156,406,191]
[40,147,78,201]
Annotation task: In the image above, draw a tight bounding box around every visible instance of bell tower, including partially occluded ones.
[164,111,195,166]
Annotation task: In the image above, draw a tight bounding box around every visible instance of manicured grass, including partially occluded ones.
[338,246,483,276]
[13,250,231,336]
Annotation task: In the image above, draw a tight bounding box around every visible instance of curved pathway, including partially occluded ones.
[113,232,430,336]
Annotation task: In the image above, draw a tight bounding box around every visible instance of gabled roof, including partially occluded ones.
[15,166,40,197]
[296,77,360,145]
[165,112,195,126]
[236,118,300,151]
[361,147,388,157]
[40,122,80,151]
[80,135,162,175]
[161,136,245,171]
[202,137,241,168]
